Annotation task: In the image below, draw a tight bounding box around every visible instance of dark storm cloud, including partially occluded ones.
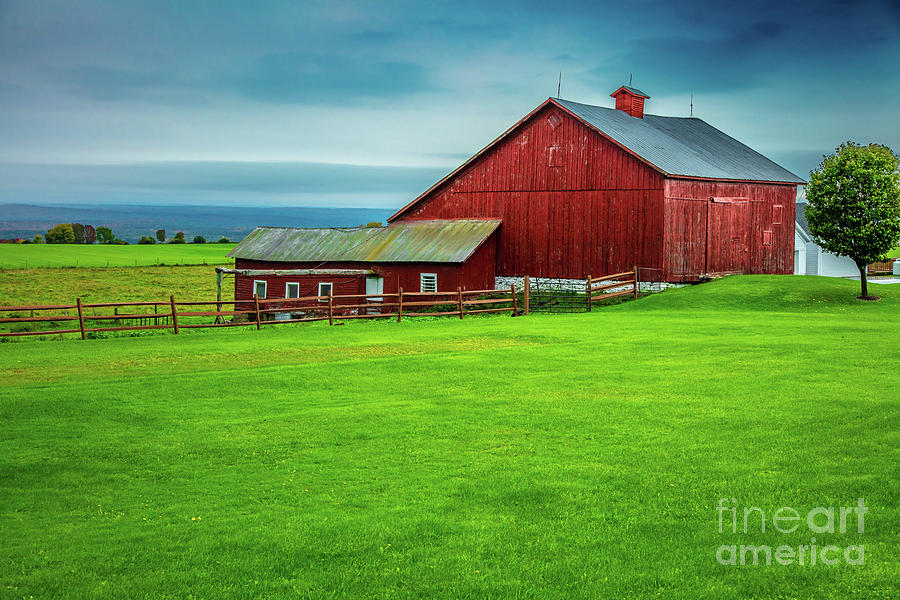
[883,0,900,23]
[590,20,789,94]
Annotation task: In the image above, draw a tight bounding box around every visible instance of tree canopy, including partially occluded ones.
[806,142,900,299]
[45,223,75,244]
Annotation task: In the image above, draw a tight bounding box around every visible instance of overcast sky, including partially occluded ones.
[1,0,898,208]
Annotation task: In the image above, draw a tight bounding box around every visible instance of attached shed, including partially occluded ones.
[388,87,806,282]
[227,219,500,302]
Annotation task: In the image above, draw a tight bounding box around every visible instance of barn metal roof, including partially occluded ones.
[228,219,501,263]
[554,98,805,184]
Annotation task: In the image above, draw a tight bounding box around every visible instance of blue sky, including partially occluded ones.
[1,0,898,208]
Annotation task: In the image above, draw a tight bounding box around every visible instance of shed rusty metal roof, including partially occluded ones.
[228,219,501,263]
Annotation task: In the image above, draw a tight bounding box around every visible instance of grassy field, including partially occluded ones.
[0,243,234,268]
[0,275,897,598]
[0,265,231,307]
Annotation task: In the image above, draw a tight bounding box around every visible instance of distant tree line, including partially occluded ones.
[37,224,233,245]
[43,223,127,244]
[137,230,231,244]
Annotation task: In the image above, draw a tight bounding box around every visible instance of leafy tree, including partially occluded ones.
[138,235,156,244]
[96,226,115,244]
[806,142,900,299]
[156,229,166,242]
[46,223,75,244]
[170,231,186,244]
[192,235,206,244]
[216,237,231,243]
[84,225,96,244]
[33,234,43,244]
[71,223,85,244]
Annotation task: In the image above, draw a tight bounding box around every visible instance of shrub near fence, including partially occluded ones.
[0,286,519,340]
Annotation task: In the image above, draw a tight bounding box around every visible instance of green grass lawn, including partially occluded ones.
[0,275,897,598]
[0,243,234,268]
[0,265,232,307]
[889,247,900,258]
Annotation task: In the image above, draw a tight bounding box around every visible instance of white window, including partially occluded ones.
[253,280,267,299]
[420,273,437,293]
[317,282,333,302]
[285,282,300,298]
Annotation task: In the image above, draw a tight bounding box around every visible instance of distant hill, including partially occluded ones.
[0,203,395,243]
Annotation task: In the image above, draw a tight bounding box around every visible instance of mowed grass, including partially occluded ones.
[0,276,897,599]
[0,243,234,268]
[0,265,232,307]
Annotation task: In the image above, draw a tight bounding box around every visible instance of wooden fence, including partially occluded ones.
[868,258,896,275]
[0,286,519,340]
[586,266,638,308]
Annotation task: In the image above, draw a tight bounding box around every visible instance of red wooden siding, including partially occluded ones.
[233,234,497,301]
[398,105,666,278]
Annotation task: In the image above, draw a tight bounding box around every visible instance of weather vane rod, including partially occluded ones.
[557,72,561,97]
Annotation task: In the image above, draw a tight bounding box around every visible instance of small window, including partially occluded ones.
[762,230,773,247]
[548,145,563,168]
[253,280,266,299]
[420,273,437,293]
[547,112,562,129]
[286,282,300,298]
[317,282,333,302]
[773,204,783,225]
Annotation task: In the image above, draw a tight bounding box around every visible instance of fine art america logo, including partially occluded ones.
[716,498,867,566]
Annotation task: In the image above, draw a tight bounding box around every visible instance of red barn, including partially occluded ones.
[389,86,805,281]
[228,219,499,303]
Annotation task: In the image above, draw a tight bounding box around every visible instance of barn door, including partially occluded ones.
[706,199,749,275]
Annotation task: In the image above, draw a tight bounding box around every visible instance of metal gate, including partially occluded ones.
[527,278,589,313]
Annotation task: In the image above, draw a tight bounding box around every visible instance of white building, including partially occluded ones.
[794,190,859,277]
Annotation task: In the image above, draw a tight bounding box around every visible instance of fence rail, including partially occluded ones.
[587,266,639,308]
[0,286,519,340]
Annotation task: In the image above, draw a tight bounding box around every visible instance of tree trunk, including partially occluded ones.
[857,262,868,298]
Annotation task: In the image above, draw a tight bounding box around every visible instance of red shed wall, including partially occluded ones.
[233,234,497,301]
[662,179,797,280]
[395,104,665,278]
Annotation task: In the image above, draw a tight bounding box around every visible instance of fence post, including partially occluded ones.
[586,274,592,312]
[76,297,86,340]
[510,284,518,316]
[215,268,224,324]
[253,294,261,330]
[397,287,403,323]
[154,303,158,326]
[523,275,530,316]
[457,287,464,319]
[170,295,179,334]
[633,265,639,300]
[327,289,333,326]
